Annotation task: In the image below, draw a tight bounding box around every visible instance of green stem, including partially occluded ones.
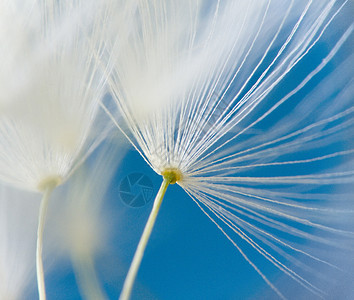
[119,177,171,300]
[36,185,55,300]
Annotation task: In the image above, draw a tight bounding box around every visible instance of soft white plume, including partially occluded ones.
[0,0,111,192]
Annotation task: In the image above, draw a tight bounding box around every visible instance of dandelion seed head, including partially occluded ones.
[106,0,354,297]
[0,1,111,192]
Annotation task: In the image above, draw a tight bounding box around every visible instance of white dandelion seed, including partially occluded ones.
[104,0,354,298]
[0,1,112,299]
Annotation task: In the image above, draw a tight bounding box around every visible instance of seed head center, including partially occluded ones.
[37,175,62,192]
[162,168,182,184]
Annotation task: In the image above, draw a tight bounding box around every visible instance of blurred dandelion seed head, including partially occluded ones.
[0,1,111,192]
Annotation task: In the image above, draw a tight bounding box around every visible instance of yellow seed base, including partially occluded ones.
[161,168,182,184]
[37,175,62,192]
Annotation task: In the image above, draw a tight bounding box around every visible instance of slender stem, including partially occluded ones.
[36,185,55,300]
[119,177,171,300]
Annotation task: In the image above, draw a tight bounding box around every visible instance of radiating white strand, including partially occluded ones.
[193,104,354,174]
[185,0,294,158]
[188,2,349,170]
[192,179,353,213]
[189,24,353,172]
[182,0,294,168]
[195,190,346,249]
[204,194,342,271]
[200,170,354,185]
[199,189,350,251]
[191,191,288,298]
[204,149,354,175]
[182,185,354,250]
[226,216,339,281]
[186,189,287,299]
[179,0,265,157]
[184,0,316,164]
[192,90,354,176]
[185,187,341,295]
[186,181,354,241]
[200,197,325,297]
[192,180,352,264]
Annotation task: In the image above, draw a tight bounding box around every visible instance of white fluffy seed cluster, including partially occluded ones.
[0,1,109,192]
